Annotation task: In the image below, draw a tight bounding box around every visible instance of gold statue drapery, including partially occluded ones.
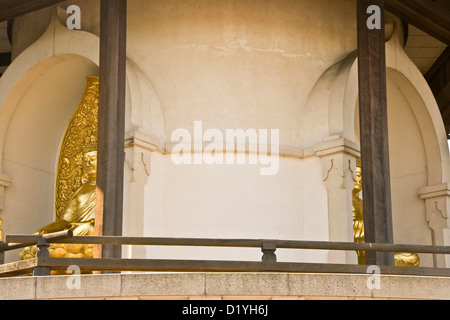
[352,158,365,264]
[0,218,4,242]
[55,76,99,222]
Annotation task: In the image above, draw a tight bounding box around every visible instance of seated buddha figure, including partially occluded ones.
[352,163,365,265]
[20,143,97,261]
[353,159,420,267]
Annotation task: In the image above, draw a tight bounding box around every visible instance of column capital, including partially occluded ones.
[314,136,360,159]
[125,130,163,153]
[0,173,11,188]
[419,183,450,200]
[418,183,449,229]
[316,137,360,186]
[419,183,450,267]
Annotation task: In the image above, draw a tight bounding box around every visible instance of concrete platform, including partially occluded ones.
[1,272,449,300]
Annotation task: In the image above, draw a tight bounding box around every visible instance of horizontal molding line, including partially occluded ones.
[125,131,359,160]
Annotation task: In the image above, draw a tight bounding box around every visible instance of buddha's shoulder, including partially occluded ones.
[73,183,96,196]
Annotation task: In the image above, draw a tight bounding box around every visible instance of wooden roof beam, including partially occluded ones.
[0,0,66,23]
[384,0,450,45]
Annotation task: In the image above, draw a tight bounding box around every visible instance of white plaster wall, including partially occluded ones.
[386,77,432,266]
[2,0,445,267]
[141,153,328,263]
[300,156,330,262]
[127,0,356,148]
[123,0,354,262]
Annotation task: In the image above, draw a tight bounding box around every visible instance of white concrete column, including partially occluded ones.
[0,173,11,211]
[419,183,450,268]
[315,136,360,264]
[123,130,157,258]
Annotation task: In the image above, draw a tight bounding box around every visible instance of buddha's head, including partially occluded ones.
[82,142,97,180]
[354,158,362,194]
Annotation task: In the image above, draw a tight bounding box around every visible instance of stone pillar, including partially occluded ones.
[0,173,11,211]
[315,136,360,264]
[123,130,156,258]
[419,183,450,268]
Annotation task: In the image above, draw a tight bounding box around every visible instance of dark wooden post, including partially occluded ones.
[33,236,51,276]
[357,0,395,266]
[95,0,127,259]
[261,242,277,263]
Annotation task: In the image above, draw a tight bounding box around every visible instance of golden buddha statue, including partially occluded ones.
[394,252,421,267]
[37,143,97,238]
[352,160,365,264]
[20,76,99,263]
[352,158,420,267]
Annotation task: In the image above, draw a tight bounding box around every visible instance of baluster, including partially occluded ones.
[261,242,277,262]
[33,236,51,276]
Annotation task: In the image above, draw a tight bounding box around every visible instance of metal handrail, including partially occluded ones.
[0,230,73,252]
[1,231,450,278]
[3,232,450,255]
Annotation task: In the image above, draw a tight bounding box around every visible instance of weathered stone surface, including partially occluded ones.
[205,273,289,296]
[35,274,121,299]
[372,275,450,300]
[121,273,206,297]
[288,273,372,298]
[1,273,449,300]
[0,276,35,300]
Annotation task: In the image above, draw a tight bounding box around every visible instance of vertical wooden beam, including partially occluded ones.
[95,0,127,259]
[357,0,395,266]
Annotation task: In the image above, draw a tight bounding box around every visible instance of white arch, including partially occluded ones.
[0,12,166,243]
[0,12,165,172]
[302,30,450,186]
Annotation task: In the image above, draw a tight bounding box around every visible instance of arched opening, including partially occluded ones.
[303,33,449,266]
[354,69,443,267]
[0,55,98,244]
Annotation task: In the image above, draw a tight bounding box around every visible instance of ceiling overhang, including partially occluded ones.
[0,0,66,23]
[384,0,450,45]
